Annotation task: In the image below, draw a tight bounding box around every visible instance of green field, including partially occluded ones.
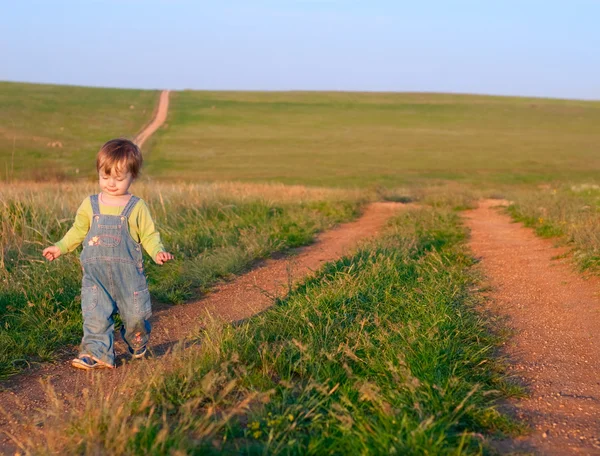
[0,82,158,180]
[146,90,600,187]
[32,207,520,455]
[0,181,363,379]
[3,81,600,454]
[3,82,600,187]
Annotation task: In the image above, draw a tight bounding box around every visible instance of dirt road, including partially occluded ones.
[464,200,600,455]
[134,90,170,148]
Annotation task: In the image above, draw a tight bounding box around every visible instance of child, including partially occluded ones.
[42,138,173,370]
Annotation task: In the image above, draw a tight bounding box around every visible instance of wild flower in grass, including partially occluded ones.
[249,421,261,431]
[266,414,284,428]
[248,420,264,439]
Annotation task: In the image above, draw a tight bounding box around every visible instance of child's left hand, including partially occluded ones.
[155,251,174,265]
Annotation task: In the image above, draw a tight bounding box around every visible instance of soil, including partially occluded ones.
[0,201,407,453]
[464,199,600,455]
[134,90,170,148]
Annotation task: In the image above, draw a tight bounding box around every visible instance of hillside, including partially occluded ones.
[3,82,600,186]
[0,82,158,180]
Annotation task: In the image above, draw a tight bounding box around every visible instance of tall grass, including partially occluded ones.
[506,183,600,271]
[26,207,519,455]
[0,181,364,379]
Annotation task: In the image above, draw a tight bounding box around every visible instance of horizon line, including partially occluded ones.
[2,78,599,103]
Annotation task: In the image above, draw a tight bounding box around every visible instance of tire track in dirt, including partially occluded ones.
[134,90,170,148]
[0,201,408,451]
[464,199,600,455]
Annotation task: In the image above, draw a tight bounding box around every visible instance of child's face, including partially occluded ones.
[99,166,134,197]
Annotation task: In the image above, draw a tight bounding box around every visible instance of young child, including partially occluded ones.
[43,138,173,370]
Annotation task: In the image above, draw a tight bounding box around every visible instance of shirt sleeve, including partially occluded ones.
[55,198,92,254]
[136,200,166,260]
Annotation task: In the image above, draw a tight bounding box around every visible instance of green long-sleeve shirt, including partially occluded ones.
[55,195,166,259]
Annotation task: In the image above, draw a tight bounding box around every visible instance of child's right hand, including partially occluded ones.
[42,246,62,261]
[154,251,174,265]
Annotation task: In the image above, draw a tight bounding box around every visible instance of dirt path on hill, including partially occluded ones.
[0,202,407,452]
[464,200,600,455]
[134,90,170,148]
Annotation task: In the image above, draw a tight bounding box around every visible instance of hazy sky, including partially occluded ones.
[2,0,599,99]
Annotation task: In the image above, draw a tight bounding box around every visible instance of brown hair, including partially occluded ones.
[96,139,143,178]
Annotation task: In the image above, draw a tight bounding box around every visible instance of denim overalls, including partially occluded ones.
[79,194,151,366]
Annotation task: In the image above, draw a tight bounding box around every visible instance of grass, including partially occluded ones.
[0,82,158,181]
[506,183,600,272]
[6,80,598,452]
[3,82,600,188]
[25,206,520,455]
[145,90,600,187]
[0,181,364,380]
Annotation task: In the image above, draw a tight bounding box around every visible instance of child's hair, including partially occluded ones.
[96,139,143,178]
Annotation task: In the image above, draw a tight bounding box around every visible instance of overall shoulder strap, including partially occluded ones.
[90,194,100,215]
[120,195,140,218]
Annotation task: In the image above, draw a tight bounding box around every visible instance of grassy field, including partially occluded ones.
[26,207,520,455]
[0,181,363,379]
[3,82,600,188]
[0,82,158,181]
[4,81,600,453]
[145,90,600,187]
[506,184,600,271]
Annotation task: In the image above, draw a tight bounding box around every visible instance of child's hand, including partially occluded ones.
[42,246,62,261]
[155,251,174,265]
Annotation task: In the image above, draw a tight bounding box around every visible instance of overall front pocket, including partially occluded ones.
[81,285,98,312]
[133,288,152,315]
[98,235,122,247]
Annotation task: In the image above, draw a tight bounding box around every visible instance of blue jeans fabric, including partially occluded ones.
[79,194,151,366]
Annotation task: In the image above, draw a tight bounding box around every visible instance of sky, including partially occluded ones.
[1,0,599,100]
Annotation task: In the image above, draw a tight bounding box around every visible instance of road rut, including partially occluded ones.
[464,199,600,455]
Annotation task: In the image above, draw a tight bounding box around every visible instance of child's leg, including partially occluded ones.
[119,287,152,354]
[80,282,117,367]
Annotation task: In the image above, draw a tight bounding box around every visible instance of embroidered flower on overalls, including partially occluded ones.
[88,235,100,246]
